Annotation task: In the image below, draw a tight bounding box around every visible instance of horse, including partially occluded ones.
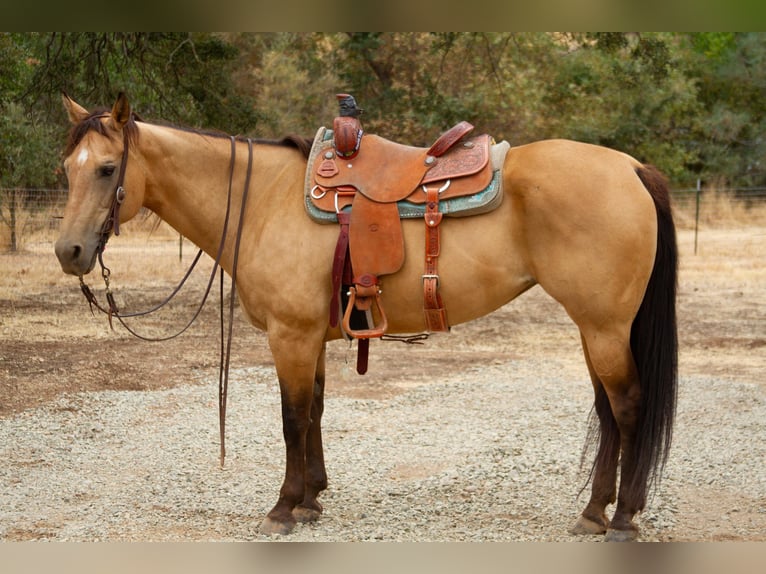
[55,93,677,542]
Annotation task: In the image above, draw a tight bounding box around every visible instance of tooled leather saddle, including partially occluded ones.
[305,95,510,373]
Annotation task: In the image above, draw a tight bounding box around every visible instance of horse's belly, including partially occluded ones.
[380,207,533,333]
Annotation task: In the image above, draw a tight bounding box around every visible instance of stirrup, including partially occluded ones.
[342,285,388,339]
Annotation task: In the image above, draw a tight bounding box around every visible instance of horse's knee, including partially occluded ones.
[280,400,312,440]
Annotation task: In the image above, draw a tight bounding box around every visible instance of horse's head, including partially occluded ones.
[55,93,145,276]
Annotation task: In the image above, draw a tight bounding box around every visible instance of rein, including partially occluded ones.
[78,127,253,467]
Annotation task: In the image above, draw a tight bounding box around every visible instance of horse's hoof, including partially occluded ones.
[259,516,296,536]
[292,505,322,523]
[604,527,639,542]
[570,514,608,535]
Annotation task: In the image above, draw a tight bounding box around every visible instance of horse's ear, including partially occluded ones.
[109,92,131,129]
[62,92,89,125]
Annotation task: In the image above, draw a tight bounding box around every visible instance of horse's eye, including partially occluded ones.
[99,165,116,177]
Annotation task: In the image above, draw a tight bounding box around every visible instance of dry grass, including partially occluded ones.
[2,215,194,297]
[671,189,766,230]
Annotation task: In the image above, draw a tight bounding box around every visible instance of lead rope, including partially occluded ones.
[218,137,254,467]
[80,133,250,468]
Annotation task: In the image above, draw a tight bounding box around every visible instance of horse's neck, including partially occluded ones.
[139,125,301,270]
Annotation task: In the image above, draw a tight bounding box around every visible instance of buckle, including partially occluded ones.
[422,274,440,287]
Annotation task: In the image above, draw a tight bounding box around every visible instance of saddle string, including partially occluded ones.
[380,333,430,345]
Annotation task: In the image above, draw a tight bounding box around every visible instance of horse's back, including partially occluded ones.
[504,139,644,191]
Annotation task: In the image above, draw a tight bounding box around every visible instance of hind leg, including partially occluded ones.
[571,334,620,536]
[578,326,644,541]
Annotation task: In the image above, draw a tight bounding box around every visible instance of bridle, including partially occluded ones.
[79,123,215,339]
[77,120,253,467]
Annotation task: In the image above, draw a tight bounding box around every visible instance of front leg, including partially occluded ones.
[293,342,328,523]
[259,331,325,536]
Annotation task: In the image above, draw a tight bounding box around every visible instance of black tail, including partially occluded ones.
[628,164,679,501]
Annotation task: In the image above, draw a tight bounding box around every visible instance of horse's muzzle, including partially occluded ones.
[54,237,99,276]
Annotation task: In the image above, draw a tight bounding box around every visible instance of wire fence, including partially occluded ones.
[0,188,180,254]
[3,185,766,254]
[671,185,766,212]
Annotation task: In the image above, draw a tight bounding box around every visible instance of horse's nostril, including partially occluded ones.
[54,239,90,275]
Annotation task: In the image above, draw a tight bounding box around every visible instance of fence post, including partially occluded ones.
[9,188,18,252]
[694,178,701,255]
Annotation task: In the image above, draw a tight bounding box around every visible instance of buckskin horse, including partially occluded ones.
[54,93,677,541]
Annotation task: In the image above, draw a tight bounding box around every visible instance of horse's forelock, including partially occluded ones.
[64,108,140,158]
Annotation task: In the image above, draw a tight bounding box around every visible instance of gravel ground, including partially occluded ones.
[2,358,765,542]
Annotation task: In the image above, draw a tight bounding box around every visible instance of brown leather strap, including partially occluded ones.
[357,338,369,375]
[80,133,252,468]
[330,213,371,375]
[219,137,255,466]
[423,186,449,332]
[330,211,351,327]
[98,125,130,244]
[427,121,474,158]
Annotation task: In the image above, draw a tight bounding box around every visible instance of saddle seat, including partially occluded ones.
[305,119,509,373]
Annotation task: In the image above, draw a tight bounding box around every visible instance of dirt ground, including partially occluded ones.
[1,223,764,541]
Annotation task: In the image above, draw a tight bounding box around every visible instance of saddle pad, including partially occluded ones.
[304,127,510,224]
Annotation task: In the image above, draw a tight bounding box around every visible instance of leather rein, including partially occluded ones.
[78,122,252,467]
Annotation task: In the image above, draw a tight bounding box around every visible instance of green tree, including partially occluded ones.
[5,31,766,212]
[24,32,261,133]
[321,32,558,146]
[0,34,59,189]
[0,33,60,251]
[541,33,703,183]
[683,32,766,187]
[246,33,340,138]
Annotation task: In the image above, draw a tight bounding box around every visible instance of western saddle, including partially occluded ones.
[305,94,509,372]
